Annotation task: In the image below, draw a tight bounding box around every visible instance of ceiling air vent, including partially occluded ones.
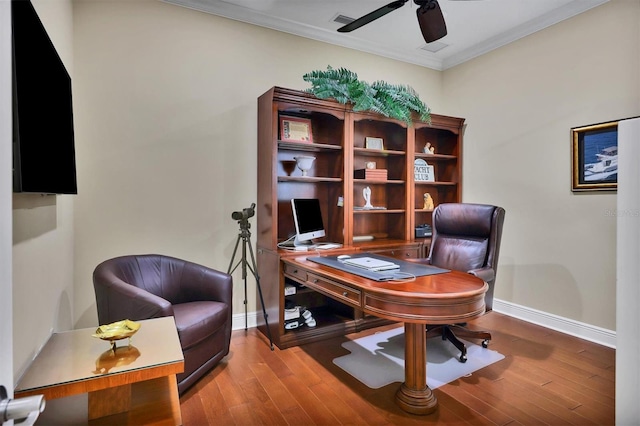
[421,41,449,53]
[333,14,355,25]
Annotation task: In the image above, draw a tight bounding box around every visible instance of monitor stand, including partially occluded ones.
[293,236,314,249]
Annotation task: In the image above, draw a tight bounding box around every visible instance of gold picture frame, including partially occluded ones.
[365,137,384,150]
[571,120,618,192]
[280,116,313,143]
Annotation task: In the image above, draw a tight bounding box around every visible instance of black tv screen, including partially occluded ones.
[11,0,77,194]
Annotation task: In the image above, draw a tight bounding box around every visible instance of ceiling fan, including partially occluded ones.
[337,0,447,44]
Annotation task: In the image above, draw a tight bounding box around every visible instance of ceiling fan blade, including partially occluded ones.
[416,0,447,43]
[338,0,409,33]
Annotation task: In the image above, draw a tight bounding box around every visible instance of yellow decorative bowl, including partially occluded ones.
[92,320,141,350]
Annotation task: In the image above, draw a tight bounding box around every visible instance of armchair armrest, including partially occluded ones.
[94,272,174,324]
[467,267,495,284]
[178,263,233,305]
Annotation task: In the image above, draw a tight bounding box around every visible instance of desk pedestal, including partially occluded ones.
[394,323,437,415]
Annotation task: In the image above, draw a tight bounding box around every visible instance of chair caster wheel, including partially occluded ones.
[459,354,467,363]
[482,340,489,348]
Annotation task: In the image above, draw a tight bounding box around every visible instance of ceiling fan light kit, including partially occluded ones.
[337,0,447,44]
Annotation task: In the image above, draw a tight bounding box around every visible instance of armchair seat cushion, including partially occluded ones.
[173,301,229,350]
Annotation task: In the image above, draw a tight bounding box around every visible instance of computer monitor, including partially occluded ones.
[291,198,326,247]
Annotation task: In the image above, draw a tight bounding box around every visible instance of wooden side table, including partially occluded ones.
[15,316,184,425]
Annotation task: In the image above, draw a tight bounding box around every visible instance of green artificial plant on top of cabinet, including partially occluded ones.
[302,66,431,125]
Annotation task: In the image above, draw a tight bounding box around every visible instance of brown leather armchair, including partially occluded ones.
[422,203,505,362]
[93,254,232,394]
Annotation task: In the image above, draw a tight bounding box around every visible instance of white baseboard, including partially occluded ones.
[235,301,617,349]
[232,311,259,331]
[493,299,616,349]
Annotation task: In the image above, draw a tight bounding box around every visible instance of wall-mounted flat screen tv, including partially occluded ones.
[11,0,77,194]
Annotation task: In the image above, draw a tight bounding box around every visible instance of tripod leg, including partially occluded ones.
[227,234,243,275]
[246,237,274,351]
[241,236,249,331]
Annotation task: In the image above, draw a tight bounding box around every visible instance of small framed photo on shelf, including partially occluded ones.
[365,137,384,150]
[280,116,313,143]
[571,119,618,192]
[414,159,435,182]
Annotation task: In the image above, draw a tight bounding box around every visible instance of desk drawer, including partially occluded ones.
[306,273,361,308]
[283,263,307,282]
[372,247,420,259]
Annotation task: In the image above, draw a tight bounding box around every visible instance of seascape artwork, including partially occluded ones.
[582,128,618,184]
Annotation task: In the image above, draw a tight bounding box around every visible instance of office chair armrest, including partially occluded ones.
[406,257,432,265]
[467,267,495,283]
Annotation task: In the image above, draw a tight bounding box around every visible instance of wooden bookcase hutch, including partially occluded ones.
[256,86,464,348]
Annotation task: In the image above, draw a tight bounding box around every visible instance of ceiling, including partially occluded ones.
[163,0,608,71]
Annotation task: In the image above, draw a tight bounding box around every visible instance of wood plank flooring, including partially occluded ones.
[180,312,615,425]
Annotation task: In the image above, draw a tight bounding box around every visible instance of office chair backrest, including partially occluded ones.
[428,203,505,310]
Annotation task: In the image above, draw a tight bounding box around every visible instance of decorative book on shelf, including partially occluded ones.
[354,169,388,180]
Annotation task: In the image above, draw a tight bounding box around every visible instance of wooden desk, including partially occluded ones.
[282,256,488,415]
[15,317,184,425]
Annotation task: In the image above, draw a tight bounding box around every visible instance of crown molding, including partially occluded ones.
[163,0,445,69]
[442,0,609,69]
[163,0,609,71]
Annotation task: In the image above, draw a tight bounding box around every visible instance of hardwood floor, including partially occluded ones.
[180,312,615,425]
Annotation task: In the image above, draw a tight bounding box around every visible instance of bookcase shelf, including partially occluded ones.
[278,176,343,183]
[256,86,464,349]
[278,140,342,152]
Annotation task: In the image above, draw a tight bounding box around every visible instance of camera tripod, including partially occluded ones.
[227,208,274,350]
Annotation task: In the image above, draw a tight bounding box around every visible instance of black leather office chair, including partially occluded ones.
[420,203,505,362]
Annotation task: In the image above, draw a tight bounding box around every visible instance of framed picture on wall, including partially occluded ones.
[571,120,618,192]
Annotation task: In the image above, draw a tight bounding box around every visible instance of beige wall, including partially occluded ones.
[12,0,76,379]
[10,0,638,380]
[71,0,443,328]
[443,0,639,330]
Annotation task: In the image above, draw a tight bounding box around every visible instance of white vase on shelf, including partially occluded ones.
[293,156,315,177]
